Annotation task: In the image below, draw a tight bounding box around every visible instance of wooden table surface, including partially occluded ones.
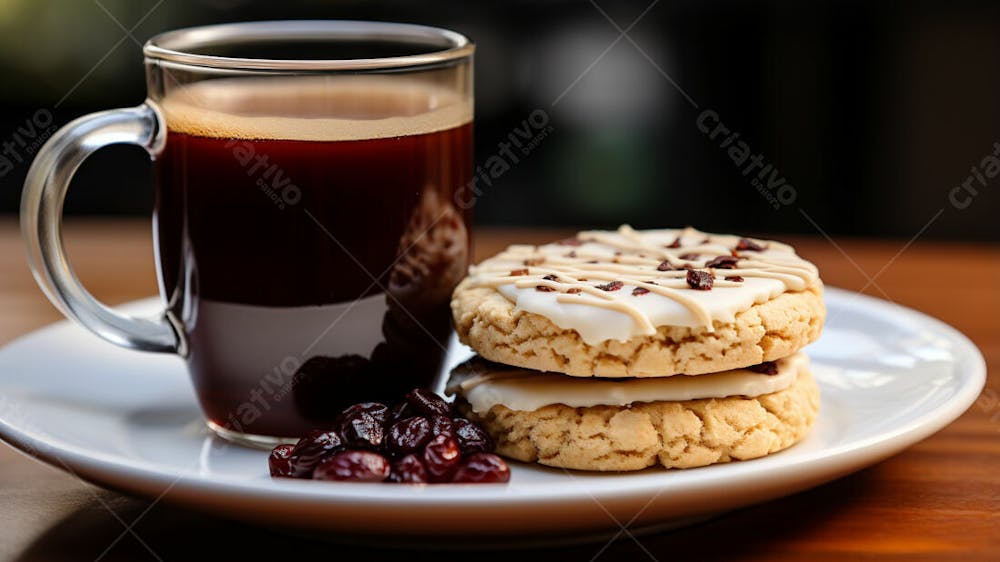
[0,217,997,561]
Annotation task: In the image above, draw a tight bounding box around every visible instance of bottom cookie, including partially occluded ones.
[460,368,819,472]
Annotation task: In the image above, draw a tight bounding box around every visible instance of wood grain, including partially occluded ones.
[0,218,997,561]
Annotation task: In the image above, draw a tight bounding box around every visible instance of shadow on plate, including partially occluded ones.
[125,404,202,428]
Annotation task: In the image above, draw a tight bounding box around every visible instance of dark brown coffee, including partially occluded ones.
[153,78,472,437]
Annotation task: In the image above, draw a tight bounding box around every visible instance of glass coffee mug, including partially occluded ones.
[21,21,474,446]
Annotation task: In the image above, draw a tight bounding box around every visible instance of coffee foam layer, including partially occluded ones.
[156,76,472,141]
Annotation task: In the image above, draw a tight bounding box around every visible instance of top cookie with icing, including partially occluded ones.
[460,226,821,345]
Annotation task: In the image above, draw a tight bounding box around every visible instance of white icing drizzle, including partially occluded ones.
[464,226,820,344]
[446,353,808,413]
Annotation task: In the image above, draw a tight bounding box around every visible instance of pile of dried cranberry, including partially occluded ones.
[268,388,510,484]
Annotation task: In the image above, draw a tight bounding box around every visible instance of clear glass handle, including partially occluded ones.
[20,103,181,354]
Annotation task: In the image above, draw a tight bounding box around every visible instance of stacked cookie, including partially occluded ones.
[446,226,824,471]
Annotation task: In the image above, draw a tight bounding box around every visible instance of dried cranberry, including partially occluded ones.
[678,253,700,260]
[595,280,624,291]
[748,361,779,375]
[338,402,388,449]
[735,238,767,252]
[510,268,529,276]
[535,285,556,292]
[387,454,429,483]
[452,453,511,483]
[405,388,451,417]
[423,434,462,482]
[340,402,389,427]
[705,255,740,269]
[388,400,416,424]
[452,418,494,454]
[430,415,454,437]
[288,430,345,477]
[666,236,682,249]
[542,274,558,281]
[725,275,745,282]
[656,260,674,271]
[567,288,582,294]
[523,257,545,266]
[313,450,390,482]
[268,444,297,478]
[385,416,433,456]
[632,287,650,296]
[686,270,714,290]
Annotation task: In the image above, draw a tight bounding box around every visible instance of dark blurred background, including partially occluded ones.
[0,0,997,240]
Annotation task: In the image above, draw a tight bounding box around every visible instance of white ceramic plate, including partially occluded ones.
[0,288,985,544]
